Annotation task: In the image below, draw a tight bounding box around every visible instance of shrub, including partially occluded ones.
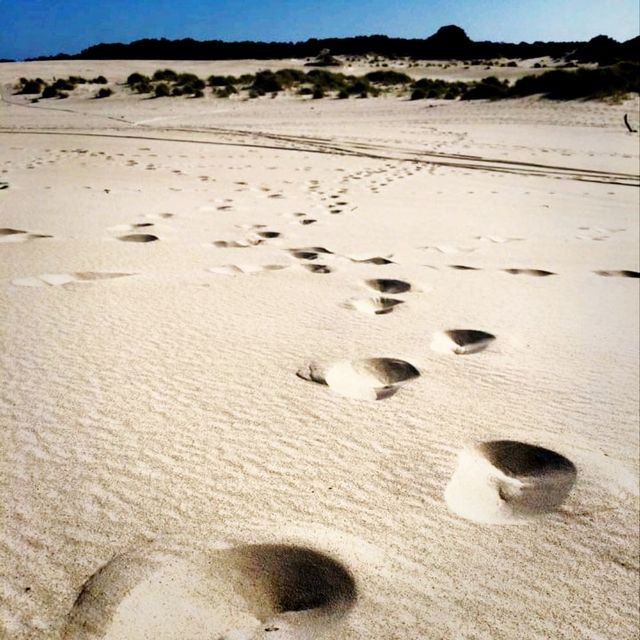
[251,70,283,93]
[172,86,183,96]
[68,75,87,84]
[175,73,202,87]
[462,76,509,100]
[364,70,412,84]
[154,83,171,98]
[16,78,45,94]
[506,61,518,67]
[91,75,108,84]
[312,87,324,99]
[208,75,230,86]
[153,68,178,82]
[248,89,261,99]
[193,89,204,98]
[215,85,237,98]
[52,78,75,91]
[411,88,427,100]
[41,85,58,98]
[57,92,69,99]
[126,72,148,85]
[133,80,152,94]
[95,87,112,98]
[510,63,640,99]
[274,68,306,87]
[337,89,349,99]
[306,69,346,91]
[297,87,313,95]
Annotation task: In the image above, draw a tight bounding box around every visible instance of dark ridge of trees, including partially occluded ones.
[24,25,639,63]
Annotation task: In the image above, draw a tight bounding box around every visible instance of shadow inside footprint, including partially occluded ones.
[345,297,404,316]
[594,270,639,278]
[503,268,555,277]
[365,278,411,294]
[118,234,158,243]
[63,543,356,640]
[431,329,496,355]
[445,440,577,524]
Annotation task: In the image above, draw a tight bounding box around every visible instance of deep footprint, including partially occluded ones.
[365,278,411,294]
[345,297,405,316]
[63,543,357,639]
[118,234,159,243]
[503,268,555,277]
[445,440,577,524]
[431,330,496,355]
[594,270,639,278]
[297,357,420,400]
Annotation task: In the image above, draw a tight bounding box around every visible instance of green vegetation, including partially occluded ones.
[16,62,639,105]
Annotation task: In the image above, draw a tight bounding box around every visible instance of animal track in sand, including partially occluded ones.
[344,297,405,316]
[364,278,411,294]
[445,440,577,524]
[0,228,53,243]
[12,272,134,287]
[594,270,639,278]
[63,543,357,640]
[431,330,496,355]
[297,357,420,400]
[503,268,555,277]
[118,234,159,243]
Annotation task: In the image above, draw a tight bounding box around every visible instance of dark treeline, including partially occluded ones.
[26,26,640,64]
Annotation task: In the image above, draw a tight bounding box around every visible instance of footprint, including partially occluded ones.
[297,357,419,400]
[214,240,262,248]
[350,256,394,265]
[445,441,577,524]
[256,231,281,239]
[503,268,555,277]
[118,234,159,243]
[208,264,288,275]
[303,264,332,274]
[0,228,52,243]
[594,270,639,278]
[12,272,134,287]
[344,297,404,316]
[364,278,411,294]
[63,543,357,640]
[431,330,496,355]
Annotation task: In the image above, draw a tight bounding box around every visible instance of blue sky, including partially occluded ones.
[0,0,638,60]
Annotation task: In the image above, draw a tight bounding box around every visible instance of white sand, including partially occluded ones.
[1,60,638,639]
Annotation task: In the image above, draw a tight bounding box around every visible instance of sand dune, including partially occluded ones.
[0,59,638,639]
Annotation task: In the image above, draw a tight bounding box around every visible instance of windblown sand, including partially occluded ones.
[1,60,639,639]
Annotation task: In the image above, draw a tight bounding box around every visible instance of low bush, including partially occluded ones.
[91,75,108,84]
[16,78,45,94]
[126,72,148,85]
[41,85,58,98]
[133,80,152,94]
[95,87,112,98]
[410,88,427,100]
[312,87,324,99]
[364,70,412,84]
[154,83,171,97]
[153,68,178,82]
